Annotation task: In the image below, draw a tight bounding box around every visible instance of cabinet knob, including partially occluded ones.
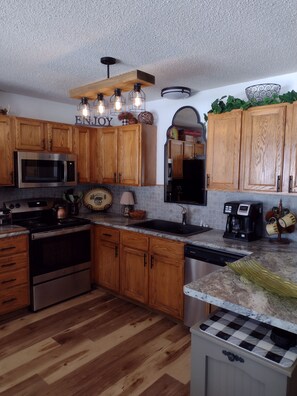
[115,245,118,257]
[119,173,122,183]
[10,171,14,184]
[49,139,53,151]
[289,175,293,193]
[143,253,147,267]
[277,175,281,192]
[207,174,210,188]
[113,173,116,183]
[150,255,154,269]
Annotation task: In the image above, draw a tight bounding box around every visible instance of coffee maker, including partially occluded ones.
[223,201,263,241]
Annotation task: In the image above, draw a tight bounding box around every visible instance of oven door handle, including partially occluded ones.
[31,224,91,240]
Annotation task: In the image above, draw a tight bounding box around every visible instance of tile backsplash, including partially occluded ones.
[1,185,297,242]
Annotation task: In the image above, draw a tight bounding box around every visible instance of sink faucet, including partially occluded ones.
[178,205,187,226]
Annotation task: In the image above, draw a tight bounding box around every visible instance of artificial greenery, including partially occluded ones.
[204,90,297,122]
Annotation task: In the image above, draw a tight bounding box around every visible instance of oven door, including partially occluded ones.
[30,225,91,281]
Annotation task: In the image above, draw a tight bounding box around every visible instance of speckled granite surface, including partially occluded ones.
[86,213,297,333]
[0,225,28,238]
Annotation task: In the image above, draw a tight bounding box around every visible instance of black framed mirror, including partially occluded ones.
[164,106,207,205]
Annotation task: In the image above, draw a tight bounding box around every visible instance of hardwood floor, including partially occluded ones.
[0,289,191,395]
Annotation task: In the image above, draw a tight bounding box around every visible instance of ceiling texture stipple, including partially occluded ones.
[0,0,297,104]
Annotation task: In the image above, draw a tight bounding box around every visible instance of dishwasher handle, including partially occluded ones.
[184,245,245,266]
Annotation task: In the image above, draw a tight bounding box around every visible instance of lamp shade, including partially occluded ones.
[120,191,135,205]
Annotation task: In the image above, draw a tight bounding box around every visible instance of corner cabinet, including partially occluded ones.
[0,115,14,186]
[100,124,157,186]
[206,110,242,191]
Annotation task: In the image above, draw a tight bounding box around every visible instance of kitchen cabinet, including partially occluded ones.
[282,102,297,193]
[0,115,14,186]
[0,234,29,315]
[149,236,184,320]
[14,117,74,153]
[120,231,184,320]
[93,226,120,292]
[206,110,242,191]
[73,126,92,183]
[100,124,156,186]
[241,104,287,192]
[191,320,297,396]
[120,231,149,304]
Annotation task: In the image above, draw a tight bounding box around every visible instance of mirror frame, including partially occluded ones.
[164,106,207,206]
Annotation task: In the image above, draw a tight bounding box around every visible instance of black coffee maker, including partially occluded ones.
[223,201,263,241]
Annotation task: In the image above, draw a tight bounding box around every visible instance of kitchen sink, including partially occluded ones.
[129,219,212,236]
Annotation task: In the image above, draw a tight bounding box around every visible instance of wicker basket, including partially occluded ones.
[129,210,146,220]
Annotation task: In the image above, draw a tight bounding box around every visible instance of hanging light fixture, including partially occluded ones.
[77,97,91,117]
[93,93,107,115]
[129,83,146,112]
[110,88,126,114]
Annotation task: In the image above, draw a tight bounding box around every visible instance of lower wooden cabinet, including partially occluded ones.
[93,226,120,292]
[0,234,29,315]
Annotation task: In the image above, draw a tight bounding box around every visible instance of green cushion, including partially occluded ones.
[227,259,297,298]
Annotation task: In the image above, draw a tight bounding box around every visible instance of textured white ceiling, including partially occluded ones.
[1,0,296,104]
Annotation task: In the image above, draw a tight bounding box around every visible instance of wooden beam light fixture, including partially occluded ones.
[69,57,155,101]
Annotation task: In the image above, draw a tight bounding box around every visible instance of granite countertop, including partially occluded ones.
[0,225,29,238]
[86,212,297,333]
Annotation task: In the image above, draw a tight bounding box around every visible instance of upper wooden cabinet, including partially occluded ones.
[14,117,73,153]
[282,102,297,193]
[241,104,287,192]
[73,126,92,183]
[206,110,242,191]
[0,115,14,186]
[100,124,156,186]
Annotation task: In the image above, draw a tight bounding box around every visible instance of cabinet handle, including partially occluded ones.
[119,173,122,183]
[49,139,53,151]
[143,253,147,267]
[2,278,16,284]
[150,255,154,269]
[0,246,15,252]
[115,245,118,257]
[1,262,16,268]
[277,175,281,192]
[102,233,112,237]
[42,139,46,149]
[207,174,210,188]
[113,173,117,183]
[289,175,293,193]
[10,171,14,184]
[222,350,244,363]
[77,172,80,183]
[2,297,17,305]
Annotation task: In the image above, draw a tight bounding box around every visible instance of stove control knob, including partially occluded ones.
[15,203,20,208]
[9,204,14,209]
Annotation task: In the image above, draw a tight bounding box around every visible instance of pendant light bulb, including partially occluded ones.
[78,97,91,117]
[110,88,125,114]
[94,93,107,115]
[129,83,145,112]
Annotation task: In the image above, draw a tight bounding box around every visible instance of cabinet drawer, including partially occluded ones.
[0,235,28,257]
[0,285,29,315]
[121,231,149,251]
[0,253,28,274]
[150,237,184,260]
[0,268,28,290]
[98,226,120,243]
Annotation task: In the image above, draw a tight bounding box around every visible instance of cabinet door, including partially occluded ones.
[241,104,286,192]
[0,116,14,185]
[206,111,242,191]
[168,139,183,179]
[100,127,118,184]
[94,239,119,292]
[74,126,91,183]
[118,125,140,185]
[149,237,184,320]
[14,117,46,151]
[47,123,73,153]
[120,246,149,304]
[283,102,297,193]
[89,128,102,184]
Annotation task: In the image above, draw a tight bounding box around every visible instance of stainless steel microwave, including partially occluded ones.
[14,151,77,188]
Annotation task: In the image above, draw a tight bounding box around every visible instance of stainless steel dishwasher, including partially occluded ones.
[184,245,245,327]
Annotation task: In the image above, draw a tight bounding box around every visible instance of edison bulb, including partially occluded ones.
[115,97,122,111]
[134,94,142,108]
[82,106,89,117]
[97,102,105,115]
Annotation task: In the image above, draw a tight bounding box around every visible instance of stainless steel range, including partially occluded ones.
[5,198,91,311]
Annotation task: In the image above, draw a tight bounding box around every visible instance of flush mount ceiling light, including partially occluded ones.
[161,86,191,100]
[70,57,155,115]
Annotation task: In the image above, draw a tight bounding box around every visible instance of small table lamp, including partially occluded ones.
[120,191,135,217]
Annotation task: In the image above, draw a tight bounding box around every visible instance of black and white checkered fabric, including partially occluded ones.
[199,309,297,368]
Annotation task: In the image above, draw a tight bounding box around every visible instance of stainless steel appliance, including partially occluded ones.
[184,245,245,327]
[0,207,12,225]
[6,198,91,311]
[223,201,263,241]
[14,151,77,188]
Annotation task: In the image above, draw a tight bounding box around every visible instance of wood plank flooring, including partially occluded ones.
[0,289,191,395]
